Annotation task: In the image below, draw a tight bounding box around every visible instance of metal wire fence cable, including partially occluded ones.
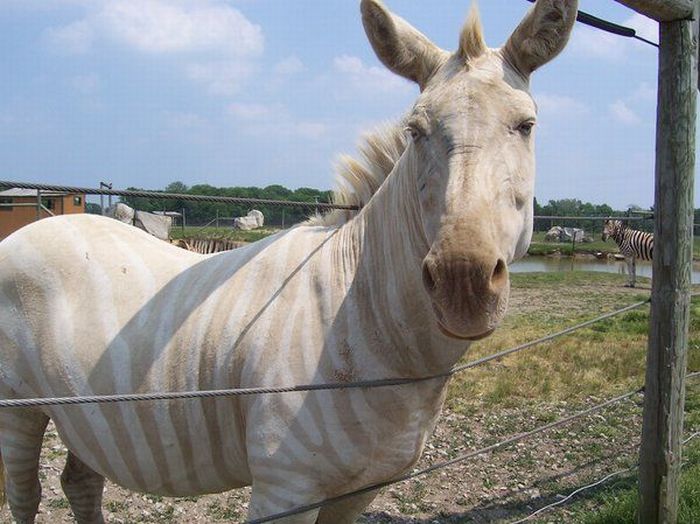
[0,181,661,218]
[510,467,638,524]
[0,180,359,211]
[510,429,700,523]
[450,298,650,375]
[246,388,644,524]
[0,299,651,410]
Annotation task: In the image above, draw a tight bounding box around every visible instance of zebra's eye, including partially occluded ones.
[516,120,535,137]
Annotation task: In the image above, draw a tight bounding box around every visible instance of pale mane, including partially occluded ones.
[308,122,408,227]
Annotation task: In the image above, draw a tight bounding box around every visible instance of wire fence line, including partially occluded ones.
[511,425,700,523]
[0,181,658,221]
[0,299,652,410]
[0,180,359,211]
[533,215,651,222]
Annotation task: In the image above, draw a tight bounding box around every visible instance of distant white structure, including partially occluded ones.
[108,202,172,240]
[233,209,264,231]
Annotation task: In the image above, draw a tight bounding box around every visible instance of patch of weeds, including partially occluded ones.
[583,441,603,455]
[105,500,128,513]
[45,447,67,460]
[144,493,164,504]
[47,497,70,509]
[537,411,558,424]
[511,451,536,468]
[155,505,176,521]
[175,496,200,503]
[206,500,242,521]
[393,481,428,515]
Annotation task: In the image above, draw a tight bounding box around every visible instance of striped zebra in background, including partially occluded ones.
[0,1,577,522]
[171,237,245,255]
[602,219,654,287]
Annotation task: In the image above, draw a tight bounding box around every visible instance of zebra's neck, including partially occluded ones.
[612,224,630,243]
[335,148,468,375]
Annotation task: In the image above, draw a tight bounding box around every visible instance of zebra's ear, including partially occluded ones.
[361,0,448,90]
[503,0,578,77]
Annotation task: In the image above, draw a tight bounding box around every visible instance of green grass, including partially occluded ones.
[447,272,699,412]
[528,232,618,257]
[563,390,700,523]
[170,226,280,243]
[447,272,656,410]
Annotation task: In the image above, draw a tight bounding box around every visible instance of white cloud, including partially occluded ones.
[45,0,263,97]
[570,25,625,61]
[186,61,255,96]
[47,0,263,56]
[609,100,641,125]
[99,0,263,56]
[227,102,327,140]
[535,93,589,117]
[630,82,656,103]
[333,55,412,94]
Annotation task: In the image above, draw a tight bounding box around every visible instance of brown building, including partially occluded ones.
[0,188,86,240]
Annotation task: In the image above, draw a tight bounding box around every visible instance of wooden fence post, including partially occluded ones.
[638,7,697,523]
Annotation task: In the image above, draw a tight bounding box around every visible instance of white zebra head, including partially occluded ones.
[362,0,577,340]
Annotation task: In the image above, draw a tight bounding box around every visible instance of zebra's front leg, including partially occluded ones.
[60,451,105,524]
[626,257,636,287]
[248,482,320,524]
[0,408,49,524]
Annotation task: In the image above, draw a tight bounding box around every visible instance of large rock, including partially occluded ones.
[544,226,586,243]
[233,209,264,231]
[107,203,172,240]
[109,202,135,224]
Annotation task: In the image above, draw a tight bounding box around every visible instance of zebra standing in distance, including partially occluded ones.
[170,237,245,255]
[602,219,654,287]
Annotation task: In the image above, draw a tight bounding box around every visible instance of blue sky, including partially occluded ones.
[0,0,695,209]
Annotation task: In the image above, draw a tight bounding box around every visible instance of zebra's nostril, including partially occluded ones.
[422,261,437,294]
[490,259,508,290]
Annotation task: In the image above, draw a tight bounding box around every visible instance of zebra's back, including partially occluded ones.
[619,229,654,261]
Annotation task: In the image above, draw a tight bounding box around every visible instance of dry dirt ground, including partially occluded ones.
[0,279,675,523]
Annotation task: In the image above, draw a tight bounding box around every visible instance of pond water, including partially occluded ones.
[510,256,700,284]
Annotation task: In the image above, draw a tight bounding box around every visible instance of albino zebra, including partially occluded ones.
[0,1,577,523]
[602,219,654,287]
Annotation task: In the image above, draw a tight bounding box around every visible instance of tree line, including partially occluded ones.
[533,198,654,233]
[113,181,333,226]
